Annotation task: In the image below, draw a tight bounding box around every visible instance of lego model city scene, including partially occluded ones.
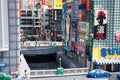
[0,0,120,80]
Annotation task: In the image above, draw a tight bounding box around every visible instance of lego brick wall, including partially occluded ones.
[93,0,120,47]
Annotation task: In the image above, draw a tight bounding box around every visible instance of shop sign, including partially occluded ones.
[71,17,77,33]
[93,47,120,59]
[71,1,78,17]
[71,42,75,51]
[24,0,36,7]
[101,48,120,57]
[54,0,62,9]
[78,22,89,40]
[94,10,107,39]
[77,45,85,53]
[48,0,53,9]
[71,37,75,42]
[57,34,62,37]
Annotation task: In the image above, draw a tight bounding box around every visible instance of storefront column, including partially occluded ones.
[111,64,114,71]
[104,65,106,70]
[90,62,93,70]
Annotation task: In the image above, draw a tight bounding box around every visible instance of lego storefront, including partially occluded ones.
[93,47,120,72]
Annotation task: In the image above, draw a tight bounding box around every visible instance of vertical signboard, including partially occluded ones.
[54,0,62,9]
[65,14,71,45]
[71,17,77,42]
[62,4,66,40]
[94,10,107,39]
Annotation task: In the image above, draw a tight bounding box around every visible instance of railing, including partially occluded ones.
[21,46,63,55]
[20,41,63,47]
[30,68,89,77]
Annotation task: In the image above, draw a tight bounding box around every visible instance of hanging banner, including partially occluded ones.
[94,10,107,39]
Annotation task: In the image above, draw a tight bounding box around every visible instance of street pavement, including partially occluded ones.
[13,75,113,80]
[13,72,119,80]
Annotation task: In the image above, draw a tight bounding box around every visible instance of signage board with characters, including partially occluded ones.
[94,10,107,39]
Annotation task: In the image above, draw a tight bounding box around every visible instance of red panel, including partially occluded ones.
[71,42,75,51]
[50,33,53,36]
[78,10,87,21]
[86,0,91,10]
[42,0,46,5]
[115,32,120,40]
[57,34,62,37]
[78,0,86,4]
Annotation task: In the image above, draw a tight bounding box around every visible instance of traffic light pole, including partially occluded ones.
[59,58,62,68]
[56,58,64,75]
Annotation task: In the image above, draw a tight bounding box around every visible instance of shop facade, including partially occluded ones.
[92,47,120,71]
[91,0,120,72]
[63,0,91,67]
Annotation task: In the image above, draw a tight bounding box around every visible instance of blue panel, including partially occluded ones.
[78,4,86,10]
[64,46,71,52]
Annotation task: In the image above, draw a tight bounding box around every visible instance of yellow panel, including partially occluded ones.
[54,0,62,9]
[93,47,120,59]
